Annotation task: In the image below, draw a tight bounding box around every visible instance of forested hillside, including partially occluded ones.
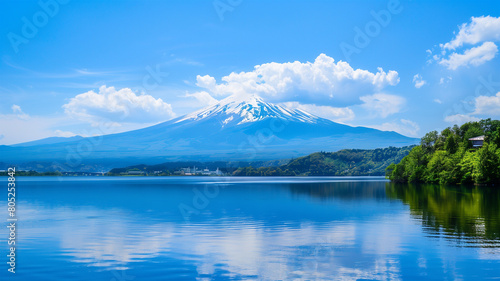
[386,119,500,185]
[233,146,414,176]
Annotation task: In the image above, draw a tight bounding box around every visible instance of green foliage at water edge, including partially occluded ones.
[386,119,500,185]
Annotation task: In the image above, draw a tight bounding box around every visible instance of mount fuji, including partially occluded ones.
[0,94,419,171]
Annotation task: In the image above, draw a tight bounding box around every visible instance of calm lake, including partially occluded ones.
[1,176,499,280]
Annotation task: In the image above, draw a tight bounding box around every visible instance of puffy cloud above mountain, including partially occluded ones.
[435,16,500,70]
[195,54,399,106]
[63,86,176,124]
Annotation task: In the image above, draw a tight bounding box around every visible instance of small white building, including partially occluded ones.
[468,135,485,147]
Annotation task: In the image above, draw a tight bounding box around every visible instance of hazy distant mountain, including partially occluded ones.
[0,94,419,171]
[12,135,84,147]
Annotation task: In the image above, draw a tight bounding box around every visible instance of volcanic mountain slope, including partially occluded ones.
[0,94,419,170]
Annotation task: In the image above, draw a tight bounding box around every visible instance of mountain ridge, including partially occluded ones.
[1,94,419,171]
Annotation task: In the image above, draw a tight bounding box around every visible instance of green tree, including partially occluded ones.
[426,151,450,183]
[421,130,438,152]
[473,143,500,184]
[445,133,458,154]
[403,146,427,182]
[459,150,477,184]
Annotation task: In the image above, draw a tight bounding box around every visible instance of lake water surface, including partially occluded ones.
[1,176,499,280]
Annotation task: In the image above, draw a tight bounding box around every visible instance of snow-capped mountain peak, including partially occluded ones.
[175,94,320,126]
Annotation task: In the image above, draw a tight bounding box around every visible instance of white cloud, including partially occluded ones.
[367,119,420,137]
[439,41,498,70]
[359,93,406,118]
[444,114,480,124]
[11,104,21,112]
[442,16,500,50]
[439,76,452,84]
[473,91,500,116]
[63,85,176,124]
[280,102,355,123]
[54,130,78,138]
[11,104,29,120]
[195,53,399,106]
[412,74,426,88]
[0,105,84,144]
[0,114,70,145]
[442,92,500,124]
[433,99,442,104]
[436,16,500,70]
[184,91,218,107]
[1,87,178,145]
[189,54,406,129]
[0,113,156,145]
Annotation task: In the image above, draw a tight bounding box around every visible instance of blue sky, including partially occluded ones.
[1,0,500,144]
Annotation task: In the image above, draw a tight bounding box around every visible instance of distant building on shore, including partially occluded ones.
[175,166,223,176]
